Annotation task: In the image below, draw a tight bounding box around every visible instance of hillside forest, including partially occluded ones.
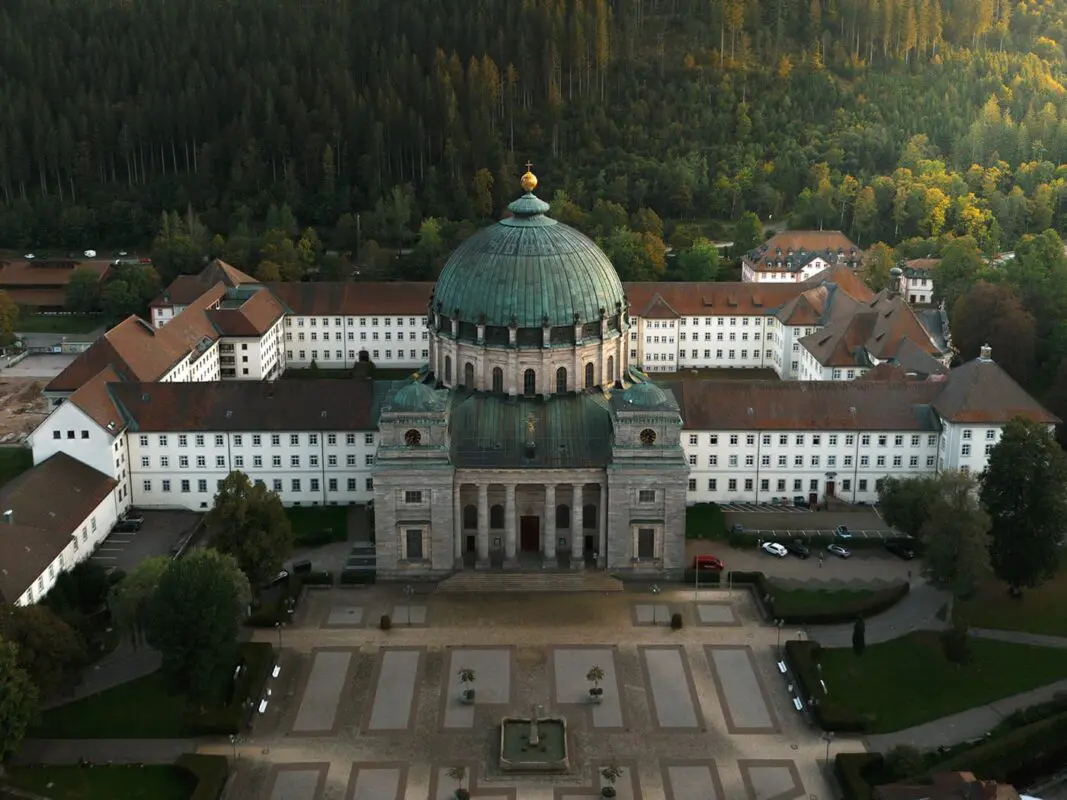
[8,0,1067,412]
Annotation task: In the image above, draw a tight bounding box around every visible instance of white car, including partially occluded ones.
[23,253,34,259]
[761,541,789,558]
[84,249,97,258]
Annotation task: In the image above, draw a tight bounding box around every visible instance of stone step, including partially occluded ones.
[437,571,624,593]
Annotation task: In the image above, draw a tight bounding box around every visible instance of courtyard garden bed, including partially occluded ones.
[32,643,274,738]
[796,632,1067,733]
[955,556,1067,637]
[1,764,197,800]
[768,582,908,623]
[286,505,349,546]
[16,313,103,334]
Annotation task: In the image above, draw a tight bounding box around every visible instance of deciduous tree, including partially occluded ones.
[951,282,1036,386]
[0,604,86,698]
[859,242,895,292]
[674,238,721,281]
[208,471,293,586]
[920,471,992,600]
[107,555,171,648]
[145,549,251,699]
[0,637,37,762]
[877,475,940,538]
[0,291,18,346]
[65,268,102,313]
[933,237,986,309]
[980,418,1067,596]
[733,212,764,254]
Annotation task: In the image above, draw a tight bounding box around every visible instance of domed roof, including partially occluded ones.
[433,177,626,329]
[388,379,441,412]
[620,381,670,408]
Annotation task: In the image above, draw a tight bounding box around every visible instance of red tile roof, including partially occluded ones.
[208,289,285,337]
[268,281,433,316]
[68,366,126,435]
[0,259,110,287]
[932,355,1058,424]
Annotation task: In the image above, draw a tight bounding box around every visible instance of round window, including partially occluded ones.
[640,428,656,445]
[404,429,422,446]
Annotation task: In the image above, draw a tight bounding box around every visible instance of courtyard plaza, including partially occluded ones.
[207,583,863,800]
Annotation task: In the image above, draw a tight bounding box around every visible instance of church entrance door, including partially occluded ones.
[520,516,540,552]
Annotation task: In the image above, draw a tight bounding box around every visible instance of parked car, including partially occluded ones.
[693,554,725,571]
[793,495,807,507]
[123,511,145,526]
[885,539,917,560]
[262,570,290,589]
[827,543,852,558]
[834,525,853,539]
[761,541,789,558]
[113,520,140,533]
[785,539,810,559]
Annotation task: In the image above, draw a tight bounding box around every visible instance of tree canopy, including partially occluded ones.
[207,471,294,586]
[0,636,38,762]
[920,471,992,600]
[0,603,86,700]
[107,555,171,648]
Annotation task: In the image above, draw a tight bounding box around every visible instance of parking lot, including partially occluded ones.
[686,538,915,582]
[719,502,810,513]
[90,510,202,572]
[1,354,78,379]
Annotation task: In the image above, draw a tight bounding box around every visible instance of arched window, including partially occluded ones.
[444,356,452,384]
[555,504,571,529]
[404,429,421,446]
[607,356,615,382]
[640,428,657,445]
[464,362,474,388]
[492,367,504,393]
[583,504,597,529]
[523,368,537,396]
[463,504,477,529]
[556,366,568,394]
[584,362,595,389]
[490,504,504,528]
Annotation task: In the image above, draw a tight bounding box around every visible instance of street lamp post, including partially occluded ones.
[229,734,238,761]
[823,731,835,767]
[775,619,784,655]
[274,621,283,650]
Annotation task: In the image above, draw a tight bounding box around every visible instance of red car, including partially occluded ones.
[693,555,725,571]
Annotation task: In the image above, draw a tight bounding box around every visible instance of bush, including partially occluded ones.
[883,744,924,780]
[940,625,972,665]
[834,752,883,800]
[184,642,274,735]
[301,571,333,586]
[685,503,727,540]
[340,569,376,585]
[681,569,721,586]
[379,614,392,630]
[176,753,230,800]
[784,639,868,732]
[771,582,909,625]
[670,612,683,630]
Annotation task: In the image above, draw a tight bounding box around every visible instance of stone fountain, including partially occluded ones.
[499,703,569,773]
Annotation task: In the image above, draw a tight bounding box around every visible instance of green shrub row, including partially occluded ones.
[176,753,230,800]
[834,752,883,800]
[684,503,728,540]
[340,568,376,585]
[245,571,331,627]
[784,639,869,732]
[184,642,274,735]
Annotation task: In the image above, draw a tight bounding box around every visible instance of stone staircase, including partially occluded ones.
[436,570,624,593]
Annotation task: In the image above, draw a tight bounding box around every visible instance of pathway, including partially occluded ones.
[805,581,950,646]
[13,738,197,765]
[41,643,161,710]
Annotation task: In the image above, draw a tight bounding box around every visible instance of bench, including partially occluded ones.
[792,697,804,712]
[777,660,788,674]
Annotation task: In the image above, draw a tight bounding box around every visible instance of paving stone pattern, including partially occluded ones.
[391,604,427,625]
[664,764,723,800]
[697,602,739,626]
[632,603,671,625]
[325,606,364,627]
[366,649,420,730]
[642,647,702,729]
[552,647,622,728]
[443,647,511,728]
[347,765,403,800]
[269,769,321,800]
[291,651,352,733]
[706,646,777,732]
[739,760,805,800]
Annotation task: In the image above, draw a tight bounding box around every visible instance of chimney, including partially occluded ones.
[980,343,992,361]
[2,510,12,525]
[888,266,903,297]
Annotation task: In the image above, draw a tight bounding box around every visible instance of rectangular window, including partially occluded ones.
[143,480,151,492]
[909,456,919,466]
[310,478,319,491]
[234,435,243,447]
[365,455,374,466]
[253,455,262,468]
[744,478,753,491]
[689,434,698,445]
[180,480,190,493]
[196,456,206,468]
[728,479,737,491]
[348,478,357,491]
[271,434,280,446]
[179,456,189,468]
[346,434,356,445]
[159,434,168,447]
[708,435,718,445]
[216,456,225,468]
[141,456,150,468]
[291,456,300,467]
[328,434,337,445]
[198,479,207,492]
[178,435,188,447]
[365,434,374,445]
[876,456,886,467]
[329,478,338,491]
[708,455,718,466]
[347,454,356,467]
[405,490,423,504]
[708,479,717,491]
[638,489,656,503]
[195,435,205,447]
[962,444,971,456]
[688,479,697,491]
[860,456,869,467]
[365,478,374,491]
[139,435,149,447]
[893,456,902,467]
[328,454,338,467]
[234,456,244,468]
[911,435,920,446]
[273,479,283,492]
[405,528,424,560]
[796,435,805,446]
[215,435,224,446]
[861,435,870,446]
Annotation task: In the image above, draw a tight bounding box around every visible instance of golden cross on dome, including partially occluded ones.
[525,160,533,171]
[520,161,538,193]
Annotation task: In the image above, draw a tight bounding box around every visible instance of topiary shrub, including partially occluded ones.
[379,614,392,631]
[670,612,683,630]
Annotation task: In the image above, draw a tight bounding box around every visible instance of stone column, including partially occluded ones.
[543,483,556,564]
[598,483,607,569]
[453,483,463,562]
[504,483,517,563]
[477,483,489,565]
[571,484,584,569]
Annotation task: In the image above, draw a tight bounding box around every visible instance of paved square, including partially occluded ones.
[291,650,353,733]
[442,647,512,728]
[365,647,422,730]
[345,763,406,800]
[705,645,779,733]
[640,646,704,729]
[551,646,623,729]
[391,604,427,625]
[632,602,671,625]
[696,602,739,626]
[324,606,364,627]
[233,588,830,800]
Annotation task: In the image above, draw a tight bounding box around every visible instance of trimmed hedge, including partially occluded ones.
[785,639,868,732]
[834,752,883,800]
[176,753,230,800]
[721,570,908,625]
[681,569,722,586]
[184,642,274,735]
[340,568,376,585]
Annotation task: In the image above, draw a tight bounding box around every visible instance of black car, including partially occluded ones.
[786,539,810,559]
[885,539,917,560]
[123,512,145,525]
[113,520,141,533]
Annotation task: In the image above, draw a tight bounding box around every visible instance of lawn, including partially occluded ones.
[17,313,103,334]
[956,559,1067,637]
[2,765,194,800]
[818,631,1067,733]
[286,505,349,546]
[770,586,883,616]
[685,503,727,540]
[0,446,32,488]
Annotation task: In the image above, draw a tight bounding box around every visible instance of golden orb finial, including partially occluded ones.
[520,160,538,193]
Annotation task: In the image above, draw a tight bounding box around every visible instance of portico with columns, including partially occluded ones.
[452,472,608,568]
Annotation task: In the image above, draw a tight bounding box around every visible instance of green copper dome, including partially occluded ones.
[620,381,670,408]
[388,379,444,412]
[432,189,626,330]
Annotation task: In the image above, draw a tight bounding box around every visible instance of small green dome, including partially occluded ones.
[389,380,440,412]
[432,190,626,329]
[621,382,669,407]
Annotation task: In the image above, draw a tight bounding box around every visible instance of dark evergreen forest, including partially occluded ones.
[1,0,1065,251]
